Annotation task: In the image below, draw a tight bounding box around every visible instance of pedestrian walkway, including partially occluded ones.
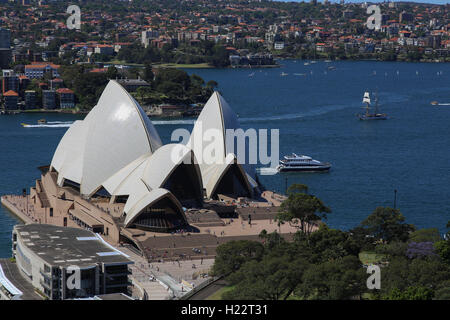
[117,245,214,299]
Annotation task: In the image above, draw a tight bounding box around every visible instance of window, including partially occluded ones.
[49,208,53,217]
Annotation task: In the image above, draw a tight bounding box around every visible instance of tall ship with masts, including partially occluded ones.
[358,91,387,120]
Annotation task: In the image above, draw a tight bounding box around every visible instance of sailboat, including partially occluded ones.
[358,91,387,120]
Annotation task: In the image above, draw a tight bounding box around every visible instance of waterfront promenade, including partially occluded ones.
[1,195,35,225]
[119,245,215,300]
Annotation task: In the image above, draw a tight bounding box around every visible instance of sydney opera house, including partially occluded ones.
[2,80,291,261]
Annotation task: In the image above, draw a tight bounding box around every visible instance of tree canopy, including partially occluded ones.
[276,184,331,235]
[211,186,450,300]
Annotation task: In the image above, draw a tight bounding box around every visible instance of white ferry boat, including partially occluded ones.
[276,153,331,172]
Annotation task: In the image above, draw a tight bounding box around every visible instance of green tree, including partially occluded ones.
[298,256,366,300]
[383,286,434,300]
[210,44,230,68]
[305,225,360,263]
[143,64,154,83]
[206,80,218,89]
[380,255,450,295]
[212,240,264,276]
[105,66,119,80]
[276,184,331,235]
[375,241,408,259]
[359,207,415,243]
[435,282,450,300]
[223,255,309,300]
[155,68,191,90]
[409,228,442,243]
[434,240,450,265]
[190,74,205,87]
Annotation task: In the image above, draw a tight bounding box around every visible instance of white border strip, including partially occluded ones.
[94,234,130,258]
[0,264,23,296]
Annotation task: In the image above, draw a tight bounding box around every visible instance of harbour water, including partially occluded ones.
[1,60,450,257]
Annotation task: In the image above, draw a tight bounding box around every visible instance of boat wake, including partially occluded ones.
[152,119,196,125]
[23,119,197,127]
[22,121,74,128]
[239,104,351,123]
[21,104,353,128]
[256,167,278,175]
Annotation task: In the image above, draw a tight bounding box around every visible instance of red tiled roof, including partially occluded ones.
[25,63,60,69]
[89,68,108,73]
[4,90,18,97]
[56,88,74,94]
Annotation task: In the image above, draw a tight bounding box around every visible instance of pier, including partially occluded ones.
[1,195,35,225]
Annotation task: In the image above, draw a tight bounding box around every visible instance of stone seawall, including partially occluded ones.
[0,196,34,224]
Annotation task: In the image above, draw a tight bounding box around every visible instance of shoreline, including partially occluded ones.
[0,195,33,225]
[1,109,200,119]
[0,109,88,115]
[229,64,280,69]
[275,56,449,63]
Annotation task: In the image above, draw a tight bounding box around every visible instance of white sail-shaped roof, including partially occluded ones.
[50,80,163,196]
[142,144,201,190]
[124,188,185,228]
[81,81,162,196]
[49,80,208,230]
[51,120,87,185]
[101,144,202,220]
[188,91,257,198]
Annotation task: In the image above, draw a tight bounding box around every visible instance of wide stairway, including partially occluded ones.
[134,214,184,232]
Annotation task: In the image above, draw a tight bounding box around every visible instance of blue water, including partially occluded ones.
[1,60,450,257]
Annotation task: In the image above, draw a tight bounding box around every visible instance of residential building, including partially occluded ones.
[116,78,150,92]
[49,78,63,90]
[94,45,114,55]
[0,49,11,69]
[25,63,60,79]
[2,70,19,94]
[0,27,10,49]
[42,90,56,109]
[399,11,414,24]
[3,90,18,110]
[24,90,36,109]
[56,88,75,109]
[141,29,160,48]
[274,42,285,50]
